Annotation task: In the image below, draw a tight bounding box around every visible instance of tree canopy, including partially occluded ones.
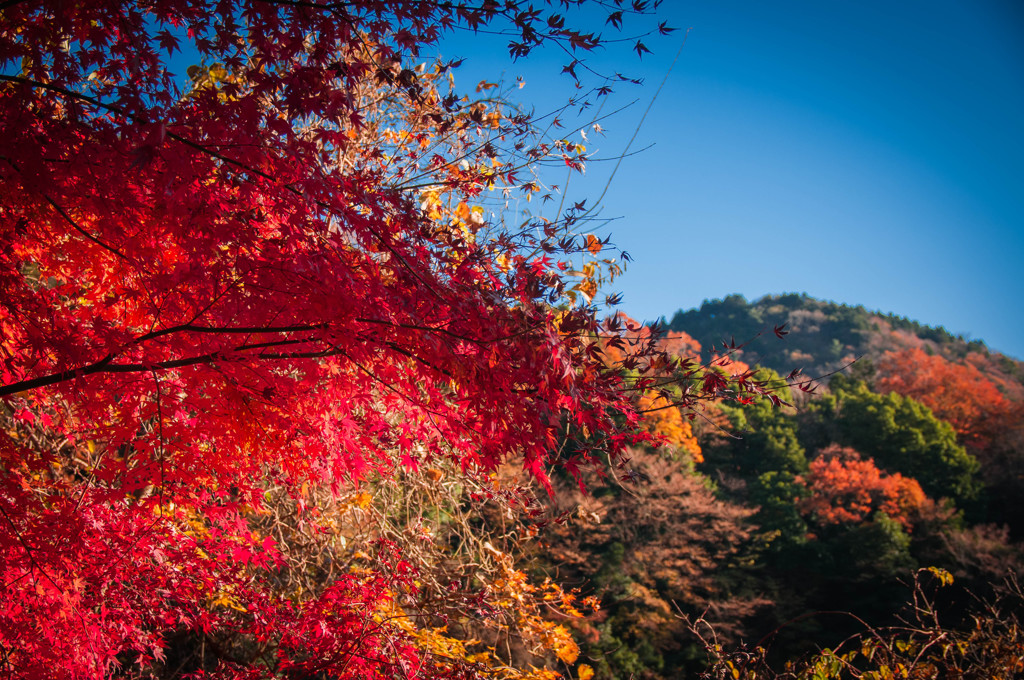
[0,1,791,677]
[821,379,981,505]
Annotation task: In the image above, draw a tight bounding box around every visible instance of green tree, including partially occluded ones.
[702,371,807,479]
[822,379,981,505]
[749,470,809,553]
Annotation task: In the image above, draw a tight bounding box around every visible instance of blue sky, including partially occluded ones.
[440,0,1024,358]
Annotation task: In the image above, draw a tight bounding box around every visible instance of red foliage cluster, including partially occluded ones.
[876,348,1015,449]
[798,445,930,530]
[0,2,779,677]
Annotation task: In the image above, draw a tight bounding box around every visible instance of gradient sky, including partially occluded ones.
[440,0,1024,358]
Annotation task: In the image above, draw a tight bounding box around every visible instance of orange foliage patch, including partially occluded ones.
[637,393,703,462]
[659,331,701,359]
[710,353,751,378]
[876,348,1014,449]
[798,445,930,530]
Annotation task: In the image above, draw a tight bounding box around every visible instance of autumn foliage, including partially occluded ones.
[0,1,716,677]
[797,444,930,530]
[0,0,803,677]
[11,2,1015,678]
[876,347,1015,450]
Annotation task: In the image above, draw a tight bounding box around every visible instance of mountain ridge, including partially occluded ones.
[662,292,1024,398]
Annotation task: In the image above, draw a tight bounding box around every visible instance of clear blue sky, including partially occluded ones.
[440,1,1024,358]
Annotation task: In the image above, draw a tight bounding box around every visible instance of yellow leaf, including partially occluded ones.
[927,566,954,587]
[576,278,597,302]
[578,664,594,680]
[497,252,510,272]
[553,626,579,664]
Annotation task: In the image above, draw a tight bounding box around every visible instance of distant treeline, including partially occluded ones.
[664,293,1020,384]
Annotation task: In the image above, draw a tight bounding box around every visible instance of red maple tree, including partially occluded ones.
[0,2,778,677]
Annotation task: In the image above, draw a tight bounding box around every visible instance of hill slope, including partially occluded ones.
[664,293,1024,398]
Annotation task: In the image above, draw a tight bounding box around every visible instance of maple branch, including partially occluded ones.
[42,195,131,262]
[133,323,333,343]
[375,338,454,380]
[151,369,167,510]
[0,354,116,398]
[0,329,467,396]
[0,504,63,594]
[1,153,135,263]
[582,29,690,219]
[133,317,523,346]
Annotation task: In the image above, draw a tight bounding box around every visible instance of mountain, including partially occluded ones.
[664,293,1024,399]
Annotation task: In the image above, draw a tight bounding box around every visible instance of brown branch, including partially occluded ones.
[0,354,115,398]
[42,195,132,262]
[135,317,525,346]
[0,325,468,397]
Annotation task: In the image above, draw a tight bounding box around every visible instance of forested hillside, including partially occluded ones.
[665,293,1024,397]
[529,297,1024,679]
